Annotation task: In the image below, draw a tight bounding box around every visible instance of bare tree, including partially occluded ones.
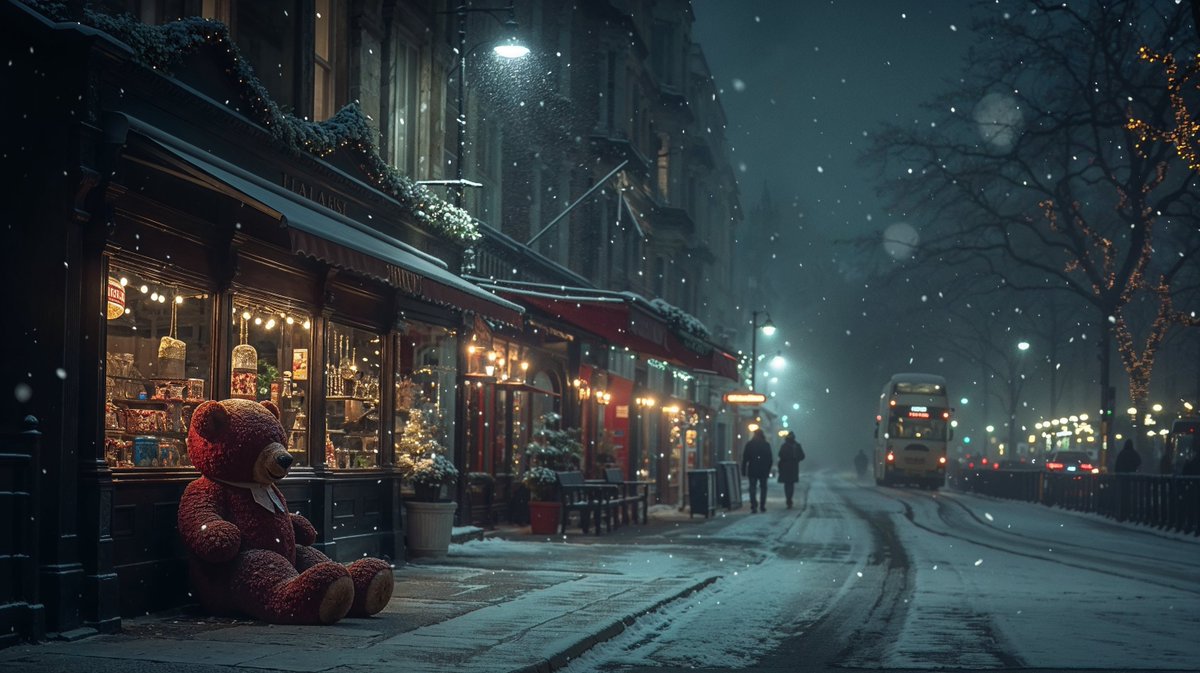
[863,0,1200,467]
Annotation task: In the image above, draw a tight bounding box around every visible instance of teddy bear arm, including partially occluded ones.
[291,513,318,546]
[179,480,242,563]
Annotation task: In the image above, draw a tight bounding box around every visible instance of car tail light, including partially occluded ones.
[886,451,895,462]
[992,462,1000,470]
[1046,462,1063,470]
[1080,463,1094,471]
[938,456,947,465]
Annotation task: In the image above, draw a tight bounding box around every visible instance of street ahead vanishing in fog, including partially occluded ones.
[539,472,1200,673]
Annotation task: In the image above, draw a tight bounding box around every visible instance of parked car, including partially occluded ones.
[1044,450,1099,474]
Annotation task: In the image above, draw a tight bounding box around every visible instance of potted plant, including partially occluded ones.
[525,412,582,472]
[396,410,459,558]
[523,466,560,535]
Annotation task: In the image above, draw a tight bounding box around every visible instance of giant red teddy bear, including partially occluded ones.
[178,398,394,624]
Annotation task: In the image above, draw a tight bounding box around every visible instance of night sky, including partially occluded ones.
[693,1,978,459]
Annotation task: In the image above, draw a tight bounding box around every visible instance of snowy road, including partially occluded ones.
[548,472,1200,672]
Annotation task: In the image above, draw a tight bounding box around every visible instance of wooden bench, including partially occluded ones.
[556,470,618,535]
[600,467,651,525]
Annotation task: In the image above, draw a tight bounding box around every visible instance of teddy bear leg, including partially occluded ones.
[294,544,335,570]
[345,557,395,617]
[230,549,355,625]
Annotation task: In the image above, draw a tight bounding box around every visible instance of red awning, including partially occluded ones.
[483,283,739,380]
[668,335,740,381]
[502,290,678,364]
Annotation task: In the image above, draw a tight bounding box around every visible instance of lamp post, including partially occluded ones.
[1009,340,1030,458]
[447,2,529,208]
[749,309,776,394]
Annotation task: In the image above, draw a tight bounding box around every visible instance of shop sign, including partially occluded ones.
[281,173,349,215]
[723,391,766,405]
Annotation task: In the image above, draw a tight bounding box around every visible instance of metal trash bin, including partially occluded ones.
[689,468,717,518]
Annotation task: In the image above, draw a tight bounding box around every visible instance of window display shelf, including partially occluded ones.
[326,396,379,403]
[105,429,188,440]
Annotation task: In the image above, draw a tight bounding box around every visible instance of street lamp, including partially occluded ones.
[1010,340,1030,456]
[447,2,529,208]
[749,309,776,393]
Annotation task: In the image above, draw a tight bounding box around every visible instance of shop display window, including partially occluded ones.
[103,269,213,469]
[394,323,457,462]
[325,323,382,469]
[231,299,313,465]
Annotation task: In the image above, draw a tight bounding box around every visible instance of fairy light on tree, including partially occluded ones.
[1127,47,1200,171]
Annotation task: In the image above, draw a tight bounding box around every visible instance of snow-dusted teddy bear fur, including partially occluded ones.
[178,398,393,624]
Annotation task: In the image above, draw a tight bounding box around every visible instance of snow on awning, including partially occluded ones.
[475,280,738,381]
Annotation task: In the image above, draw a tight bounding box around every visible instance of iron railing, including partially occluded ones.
[953,469,1200,536]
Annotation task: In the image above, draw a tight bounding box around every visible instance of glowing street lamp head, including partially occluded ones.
[760,318,777,336]
[493,20,529,58]
[1017,341,1030,351]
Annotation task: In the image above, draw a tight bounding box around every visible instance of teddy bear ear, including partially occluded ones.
[191,400,230,441]
[259,400,281,421]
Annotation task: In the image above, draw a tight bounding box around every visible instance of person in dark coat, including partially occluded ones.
[776,431,805,509]
[1114,439,1141,473]
[854,449,869,479]
[742,428,773,513]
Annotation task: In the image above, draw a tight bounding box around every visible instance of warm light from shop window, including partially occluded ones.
[241,310,251,320]
[175,295,183,304]
[265,318,276,330]
[484,365,495,377]
[303,319,311,330]
[286,316,294,325]
[119,277,128,286]
[520,361,529,371]
[747,422,760,432]
[254,317,262,325]
[487,351,498,362]
[151,292,159,301]
[139,284,148,294]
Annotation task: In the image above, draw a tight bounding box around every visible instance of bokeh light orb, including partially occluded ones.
[973,92,1024,152]
[882,222,919,260]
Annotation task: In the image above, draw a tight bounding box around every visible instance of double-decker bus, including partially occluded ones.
[873,373,951,489]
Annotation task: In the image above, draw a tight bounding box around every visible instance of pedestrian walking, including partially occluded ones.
[777,431,805,508]
[854,449,869,479]
[1114,439,1141,473]
[1113,439,1142,521]
[742,428,773,512]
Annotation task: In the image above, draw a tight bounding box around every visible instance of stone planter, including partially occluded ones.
[404,500,457,559]
[528,500,561,535]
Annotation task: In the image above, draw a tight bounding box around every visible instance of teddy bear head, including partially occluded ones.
[188,398,292,484]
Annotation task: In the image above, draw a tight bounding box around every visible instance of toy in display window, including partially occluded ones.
[102,275,211,468]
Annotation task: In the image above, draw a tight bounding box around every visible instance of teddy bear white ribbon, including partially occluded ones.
[214,479,287,513]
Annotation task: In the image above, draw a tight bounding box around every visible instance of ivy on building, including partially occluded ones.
[22,0,480,244]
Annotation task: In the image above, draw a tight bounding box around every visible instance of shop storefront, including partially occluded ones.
[6,5,521,633]
[460,321,563,524]
[473,280,739,503]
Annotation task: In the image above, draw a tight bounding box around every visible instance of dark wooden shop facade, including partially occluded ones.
[2,3,527,639]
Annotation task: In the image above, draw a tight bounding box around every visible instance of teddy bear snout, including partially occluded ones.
[257,442,293,481]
